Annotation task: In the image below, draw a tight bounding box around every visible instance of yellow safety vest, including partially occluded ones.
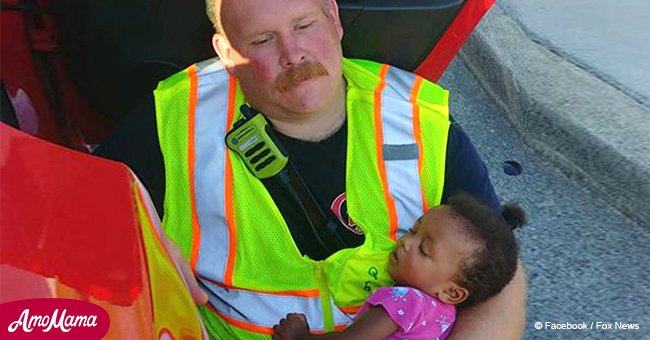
[154,57,450,339]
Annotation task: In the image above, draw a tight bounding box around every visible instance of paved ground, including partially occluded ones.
[460,1,650,228]
[440,57,650,339]
[500,0,650,106]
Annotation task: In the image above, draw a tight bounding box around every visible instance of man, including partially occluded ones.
[98,0,525,338]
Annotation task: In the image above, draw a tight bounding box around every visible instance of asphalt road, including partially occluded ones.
[439,57,650,340]
[500,0,650,107]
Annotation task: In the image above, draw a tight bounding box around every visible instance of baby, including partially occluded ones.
[272,193,525,339]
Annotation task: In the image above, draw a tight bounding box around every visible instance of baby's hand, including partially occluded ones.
[272,313,310,340]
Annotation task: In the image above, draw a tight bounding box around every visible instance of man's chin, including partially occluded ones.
[278,100,325,117]
[278,84,329,112]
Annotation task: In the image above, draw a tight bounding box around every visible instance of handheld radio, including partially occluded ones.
[225,105,289,178]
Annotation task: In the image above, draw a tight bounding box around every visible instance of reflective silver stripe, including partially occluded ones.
[204,281,351,331]
[193,58,231,282]
[383,143,419,161]
[381,66,425,238]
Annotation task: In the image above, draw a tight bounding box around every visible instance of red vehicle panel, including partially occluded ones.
[0,124,206,339]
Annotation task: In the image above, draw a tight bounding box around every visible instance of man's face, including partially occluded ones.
[213,0,344,120]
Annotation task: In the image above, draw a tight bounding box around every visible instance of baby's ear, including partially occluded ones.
[437,283,469,305]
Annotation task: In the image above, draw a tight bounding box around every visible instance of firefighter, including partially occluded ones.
[151,0,525,338]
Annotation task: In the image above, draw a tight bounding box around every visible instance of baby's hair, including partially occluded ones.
[446,193,525,309]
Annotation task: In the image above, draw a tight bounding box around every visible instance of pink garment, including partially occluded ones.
[356,286,456,340]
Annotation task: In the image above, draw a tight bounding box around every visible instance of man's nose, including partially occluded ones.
[279,35,305,68]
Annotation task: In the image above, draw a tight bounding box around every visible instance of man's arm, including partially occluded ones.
[442,122,500,210]
[448,261,527,339]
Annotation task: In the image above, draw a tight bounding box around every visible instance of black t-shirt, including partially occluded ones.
[262,122,364,260]
[94,99,499,260]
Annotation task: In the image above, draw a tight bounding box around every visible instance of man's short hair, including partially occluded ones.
[205,0,221,33]
[205,0,331,34]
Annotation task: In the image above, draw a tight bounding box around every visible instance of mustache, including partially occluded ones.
[276,62,329,93]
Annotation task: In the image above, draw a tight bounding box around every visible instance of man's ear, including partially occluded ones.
[437,283,469,305]
[325,0,344,40]
[212,33,237,75]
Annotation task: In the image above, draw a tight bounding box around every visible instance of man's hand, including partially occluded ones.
[272,313,311,340]
[448,260,527,339]
[167,240,209,305]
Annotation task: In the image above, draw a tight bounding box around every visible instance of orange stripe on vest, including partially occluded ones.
[409,76,428,212]
[187,65,202,272]
[374,64,399,241]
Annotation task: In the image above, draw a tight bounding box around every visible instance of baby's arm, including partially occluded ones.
[272,308,398,340]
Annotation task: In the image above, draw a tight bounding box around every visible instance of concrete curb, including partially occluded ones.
[459,5,650,227]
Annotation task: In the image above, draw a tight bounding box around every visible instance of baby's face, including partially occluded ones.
[388,206,476,298]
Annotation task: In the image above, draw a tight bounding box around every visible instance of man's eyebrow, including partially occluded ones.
[291,11,319,24]
[245,12,319,39]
